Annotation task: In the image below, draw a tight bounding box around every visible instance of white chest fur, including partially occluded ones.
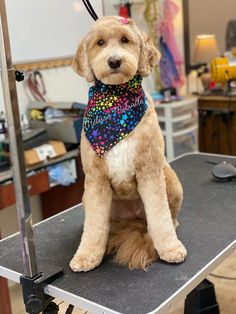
[105,137,138,184]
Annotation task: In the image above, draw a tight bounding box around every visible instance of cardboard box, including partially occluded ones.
[24,141,66,166]
[28,101,86,144]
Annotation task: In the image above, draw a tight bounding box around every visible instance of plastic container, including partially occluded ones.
[163,128,198,158]
[160,111,198,133]
[173,129,198,157]
[157,104,198,120]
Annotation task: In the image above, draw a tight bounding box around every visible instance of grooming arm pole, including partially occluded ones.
[0,0,38,278]
[0,2,64,313]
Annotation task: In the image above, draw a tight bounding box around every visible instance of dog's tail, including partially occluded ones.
[106,219,158,270]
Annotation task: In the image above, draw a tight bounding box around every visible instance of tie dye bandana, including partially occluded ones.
[83,75,148,157]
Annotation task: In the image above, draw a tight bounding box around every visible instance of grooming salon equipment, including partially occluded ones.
[0,0,100,312]
[211,54,236,95]
[212,161,236,181]
[1,0,92,312]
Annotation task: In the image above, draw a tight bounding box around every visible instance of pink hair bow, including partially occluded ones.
[120,17,129,25]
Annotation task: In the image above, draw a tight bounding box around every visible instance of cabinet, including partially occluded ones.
[0,150,84,215]
[198,95,236,155]
[0,153,84,314]
[154,96,199,160]
[0,170,49,210]
[40,154,84,218]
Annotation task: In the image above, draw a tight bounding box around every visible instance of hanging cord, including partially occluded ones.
[210,273,236,281]
[26,71,48,102]
[82,0,98,21]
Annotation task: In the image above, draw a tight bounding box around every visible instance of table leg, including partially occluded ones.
[0,276,12,314]
[0,230,12,314]
[184,279,219,314]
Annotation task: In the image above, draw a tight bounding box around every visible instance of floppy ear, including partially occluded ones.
[138,31,161,77]
[72,34,95,82]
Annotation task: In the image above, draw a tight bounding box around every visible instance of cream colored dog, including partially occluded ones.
[70,16,187,272]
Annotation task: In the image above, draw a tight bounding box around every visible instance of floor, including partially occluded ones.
[9,251,236,314]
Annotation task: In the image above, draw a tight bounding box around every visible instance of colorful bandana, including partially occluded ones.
[83,75,148,157]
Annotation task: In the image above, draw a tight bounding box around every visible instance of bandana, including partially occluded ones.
[83,75,148,157]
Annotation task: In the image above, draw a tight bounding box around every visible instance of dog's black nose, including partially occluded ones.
[108,56,121,69]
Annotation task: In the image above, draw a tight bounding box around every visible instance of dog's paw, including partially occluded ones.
[70,254,102,272]
[159,240,187,263]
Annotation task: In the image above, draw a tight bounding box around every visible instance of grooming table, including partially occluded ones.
[0,153,235,314]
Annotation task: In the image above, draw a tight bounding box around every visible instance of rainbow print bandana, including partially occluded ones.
[83,75,148,157]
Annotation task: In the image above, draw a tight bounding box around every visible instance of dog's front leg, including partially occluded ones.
[70,176,112,272]
[137,166,187,263]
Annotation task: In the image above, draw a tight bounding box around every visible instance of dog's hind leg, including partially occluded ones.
[164,164,183,229]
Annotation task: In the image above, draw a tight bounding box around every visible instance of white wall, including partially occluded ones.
[6,0,103,63]
[1,0,185,114]
[189,0,236,58]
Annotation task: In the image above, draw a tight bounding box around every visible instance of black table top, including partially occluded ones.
[0,153,236,314]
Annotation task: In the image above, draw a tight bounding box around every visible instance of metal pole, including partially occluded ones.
[0,0,38,277]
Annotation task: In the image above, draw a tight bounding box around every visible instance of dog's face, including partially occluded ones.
[73,16,160,84]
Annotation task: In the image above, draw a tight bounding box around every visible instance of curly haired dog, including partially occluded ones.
[70,16,187,272]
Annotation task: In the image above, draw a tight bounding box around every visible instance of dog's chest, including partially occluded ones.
[105,137,138,184]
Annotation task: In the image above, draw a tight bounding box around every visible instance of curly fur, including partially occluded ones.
[70,16,187,272]
[106,219,158,271]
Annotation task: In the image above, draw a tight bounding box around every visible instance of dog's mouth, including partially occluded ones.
[109,69,121,75]
[97,66,136,85]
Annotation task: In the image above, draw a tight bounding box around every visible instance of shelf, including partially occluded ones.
[161,124,198,137]
[158,110,198,123]
[155,96,198,109]
[0,149,79,184]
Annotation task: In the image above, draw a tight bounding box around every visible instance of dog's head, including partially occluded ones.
[73,16,160,85]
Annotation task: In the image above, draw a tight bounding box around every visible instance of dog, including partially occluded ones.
[70,16,187,272]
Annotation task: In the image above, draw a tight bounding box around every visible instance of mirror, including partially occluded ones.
[183,0,236,74]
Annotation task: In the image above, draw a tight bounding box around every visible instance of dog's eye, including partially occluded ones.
[121,36,129,43]
[97,39,105,47]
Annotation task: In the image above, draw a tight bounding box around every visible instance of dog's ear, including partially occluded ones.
[72,34,95,82]
[138,31,161,77]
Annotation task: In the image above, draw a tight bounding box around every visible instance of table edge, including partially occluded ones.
[1,240,235,314]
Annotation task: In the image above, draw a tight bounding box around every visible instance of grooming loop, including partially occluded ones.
[82,0,99,20]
